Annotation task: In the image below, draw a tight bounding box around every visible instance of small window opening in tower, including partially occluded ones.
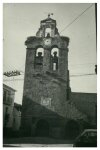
[51,48,59,57]
[35,48,44,69]
[36,48,44,56]
[45,28,51,37]
[51,48,59,71]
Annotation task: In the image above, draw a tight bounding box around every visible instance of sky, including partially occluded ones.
[3,3,97,104]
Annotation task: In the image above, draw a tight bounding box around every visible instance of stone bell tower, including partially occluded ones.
[21,15,71,137]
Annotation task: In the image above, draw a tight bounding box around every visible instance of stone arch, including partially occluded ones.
[34,46,44,69]
[45,28,52,37]
[51,46,59,71]
[35,119,49,137]
[65,120,80,139]
[36,46,44,56]
[51,46,59,57]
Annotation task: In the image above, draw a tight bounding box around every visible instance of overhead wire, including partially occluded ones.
[60,3,94,33]
[69,62,96,66]
[3,73,96,82]
[70,73,96,77]
[3,61,96,74]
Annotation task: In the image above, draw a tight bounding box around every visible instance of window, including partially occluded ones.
[45,28,51,37]
[3,90,7,102]
[36,48,44,56]
[8,91,12,104]
[51,48,59,71]
[3,90,12,104]
[35,47,44,69]
[51,48,59,57]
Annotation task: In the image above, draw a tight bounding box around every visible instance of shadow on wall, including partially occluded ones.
[20,96,89,140]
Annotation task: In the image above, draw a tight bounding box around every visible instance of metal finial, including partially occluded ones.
[48,13,53,18]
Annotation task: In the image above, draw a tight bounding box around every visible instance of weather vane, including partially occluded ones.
[48,13,53,18]
[44,12,54,18]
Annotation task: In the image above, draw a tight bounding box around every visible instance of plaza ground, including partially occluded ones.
[3,137,73,147]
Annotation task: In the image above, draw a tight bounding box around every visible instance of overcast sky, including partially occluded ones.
[3,3,97,104]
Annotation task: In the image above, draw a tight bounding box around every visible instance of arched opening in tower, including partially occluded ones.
[45,28,51,37]
[65,120,80,139]
[51,47,59,71]
[36,47,44,56]
[35,119,49,137]
[35,47,44,69]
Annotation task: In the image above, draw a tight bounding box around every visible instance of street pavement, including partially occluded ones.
[4,144,73,147]
[3,137,73,147]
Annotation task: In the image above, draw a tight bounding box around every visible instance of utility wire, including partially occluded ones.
[3,73,96,82]
[70,73,96,77]
[3,62,96,73]
[60,4,94,33]
[69,62,96,66]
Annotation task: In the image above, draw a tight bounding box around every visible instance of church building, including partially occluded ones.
[21,15,90,139]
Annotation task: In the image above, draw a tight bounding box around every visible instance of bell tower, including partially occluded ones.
[21,15,71,137]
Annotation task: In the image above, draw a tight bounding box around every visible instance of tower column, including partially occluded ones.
[43,48,51,72]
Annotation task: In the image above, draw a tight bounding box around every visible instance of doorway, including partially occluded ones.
[35,119,49,137]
